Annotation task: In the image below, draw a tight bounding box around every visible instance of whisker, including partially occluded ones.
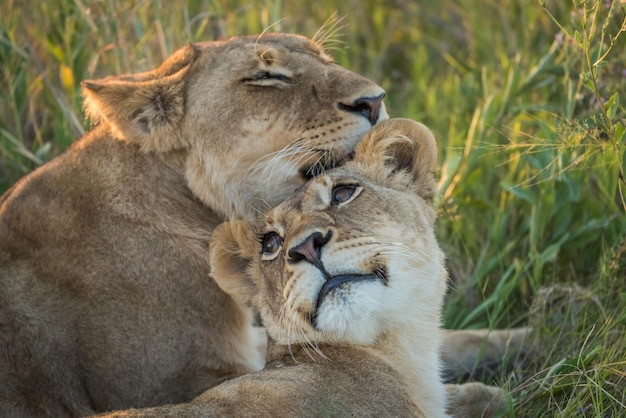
[278,302,297,362]
[312,13,347,52]
[243,138,304,179]
[246,140,321,184]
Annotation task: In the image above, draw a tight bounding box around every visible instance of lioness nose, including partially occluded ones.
[288,231,333,269]
[339,93,385,125]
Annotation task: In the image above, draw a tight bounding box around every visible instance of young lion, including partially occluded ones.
[97,119,508,418]
[0,33,387,417]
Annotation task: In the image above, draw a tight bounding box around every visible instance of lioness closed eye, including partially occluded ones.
[97,119,507,418]
[0,33,387,417]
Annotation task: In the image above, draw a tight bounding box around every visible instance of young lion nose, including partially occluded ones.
[287,231,333,270]
[338,93,385,125]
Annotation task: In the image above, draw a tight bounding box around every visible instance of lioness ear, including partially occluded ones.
[81,43,200,153]
[209,220,258,308]
[352,118,438,201]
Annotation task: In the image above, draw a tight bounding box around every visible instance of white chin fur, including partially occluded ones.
[315,280,386,345]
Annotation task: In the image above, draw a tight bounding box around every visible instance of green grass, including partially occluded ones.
[1,0,625,416]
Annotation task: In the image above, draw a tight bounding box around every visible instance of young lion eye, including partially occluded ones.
[331,185,361,206]
[260,232,283,260]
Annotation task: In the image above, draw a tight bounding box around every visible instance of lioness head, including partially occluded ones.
[210,119,447,348]
[82,33,387,219]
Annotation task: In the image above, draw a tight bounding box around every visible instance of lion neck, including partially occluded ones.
[364,323,448,418]
[184,147,303,220]
[83,127,222,243]
[265,320,448,418]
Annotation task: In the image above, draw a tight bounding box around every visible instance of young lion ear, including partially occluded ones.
[352,118,438,201]
[81,43,200,153]
[209,220,259,308]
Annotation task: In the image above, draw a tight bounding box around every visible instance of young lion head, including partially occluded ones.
[210,118,447,348]
[82,33,387,219]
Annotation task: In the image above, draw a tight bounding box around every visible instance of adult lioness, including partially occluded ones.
[0,33,387,417]
[97,119,508,418]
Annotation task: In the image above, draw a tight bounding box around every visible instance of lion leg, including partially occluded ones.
[441,327,531,381]
[445,382,507,418]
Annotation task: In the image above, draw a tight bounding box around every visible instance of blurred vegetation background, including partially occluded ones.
[1,0,625,416]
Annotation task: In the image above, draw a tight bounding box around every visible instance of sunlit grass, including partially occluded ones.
[1,0,625,415]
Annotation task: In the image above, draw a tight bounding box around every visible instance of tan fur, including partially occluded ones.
[441,327,532,416]
[96,119,509,418]
[442,327,532,381]
[0,33,388,417]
